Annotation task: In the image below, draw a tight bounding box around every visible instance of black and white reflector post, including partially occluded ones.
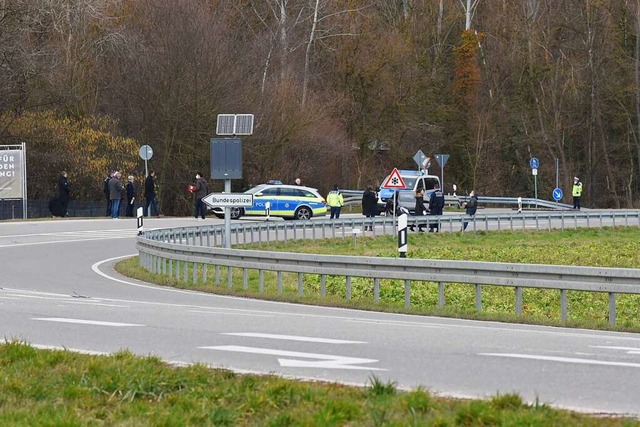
[398,213,408,258]
[136,207,144,235]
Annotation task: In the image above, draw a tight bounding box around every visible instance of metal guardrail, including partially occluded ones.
[137,210,640,325]
[340,190,575,210]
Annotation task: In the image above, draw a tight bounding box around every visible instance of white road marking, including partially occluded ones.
[32,317,143,327]
[222,333,366,344]
[60,302,129,308]
[200,345,385,370]
[591,345,640,355]
[188,310,274,317]
[480,353,640,368]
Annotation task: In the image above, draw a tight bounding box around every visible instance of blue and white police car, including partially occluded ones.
[211,183,327,220]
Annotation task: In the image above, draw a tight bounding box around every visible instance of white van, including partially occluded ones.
[378,170,440,214]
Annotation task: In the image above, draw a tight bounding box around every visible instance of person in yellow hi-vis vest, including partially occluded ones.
[572,176,583,210]
[326,184,344,219]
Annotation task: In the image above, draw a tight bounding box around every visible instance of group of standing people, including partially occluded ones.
[102,170,158,219]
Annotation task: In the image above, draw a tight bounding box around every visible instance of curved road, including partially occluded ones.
[1,216,639,417]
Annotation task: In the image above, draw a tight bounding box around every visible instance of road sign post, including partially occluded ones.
[434,154,450,192]
[381,168,407,235]
[552,188,563,208]
[530,158,539,209]
[139,145,153,179]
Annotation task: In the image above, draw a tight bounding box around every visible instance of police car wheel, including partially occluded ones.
[294,206,312,220]
[229,207,243,220]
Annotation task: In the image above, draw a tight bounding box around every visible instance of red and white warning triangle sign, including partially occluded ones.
[382,168,406,189]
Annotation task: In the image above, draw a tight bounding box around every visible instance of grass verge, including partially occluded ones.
[116,227,640,333]
[1,341,636,426]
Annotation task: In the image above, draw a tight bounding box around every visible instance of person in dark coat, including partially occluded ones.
[144,171,158,216]
[193,172,209,220]
[427,183,445,232]
[58,171,70,217]
[125,175,137,217]
[109,172,124,219]
[409,187,426,232]
[361,186,378,231]
[462,190,478,231]
[103,171,113,216]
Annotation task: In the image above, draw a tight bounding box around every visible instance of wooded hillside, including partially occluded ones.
[1,0,639,212]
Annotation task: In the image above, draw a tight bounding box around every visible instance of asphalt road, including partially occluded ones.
[1,215,639,417]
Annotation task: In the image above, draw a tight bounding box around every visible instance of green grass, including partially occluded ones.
[0,341,636,426]
[117,227,640,332]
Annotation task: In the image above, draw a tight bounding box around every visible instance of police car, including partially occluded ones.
[211,184,327,220]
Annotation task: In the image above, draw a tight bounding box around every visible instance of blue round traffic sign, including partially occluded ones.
[529,157,539,169]
[552,187,563,201]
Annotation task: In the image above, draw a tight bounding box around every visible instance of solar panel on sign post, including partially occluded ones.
[234,114,254,135]
[216,114,236,135]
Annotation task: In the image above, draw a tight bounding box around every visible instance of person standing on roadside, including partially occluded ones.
[410,187,426,232]
[427,183,445,232]
[58,171,70,217]
[144,170,158,216]
[193,172,209,220]
[125,175,137,217]
[462,190,478,231]
[572,176,583,210]
[109,172,124,219]
[361,185,378,231]
[103,171,113,216]
[326,184,344,219]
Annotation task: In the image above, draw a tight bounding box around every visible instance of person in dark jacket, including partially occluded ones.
[193,172,209,220]
[144,171,158,217]
[103,171,113,216]
[428,183,445,232]
[125,175,137,217]
[462,190,478,231]
[361,186,378,231]
[409,187,426,232]
[58,171,70,217]
[109,172,125,219]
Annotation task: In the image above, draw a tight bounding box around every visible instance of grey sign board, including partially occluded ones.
[210,138,243,180]
[0,149,24,199]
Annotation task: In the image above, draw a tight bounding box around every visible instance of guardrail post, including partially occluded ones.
[202,264,207,283]
[258,270,264,292]
[227,267,233,288]
[277,271,283,295]
[176,260,181,280]
[475,284,482,312]
[168,259,173,277]
[404,280,411,308]
[162,258,166,275]
[321,275,327,298]
[192,262,197,284]
[560,289,568,321]
[438,282,445,308]
[298,273,303,296]
[243,268,249,290]
[215,265,220,285]
[515,287,523,315]
[609,292,616,325]
[183,261,188,282]
[374,278,380,302]
[346,276,352,300]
